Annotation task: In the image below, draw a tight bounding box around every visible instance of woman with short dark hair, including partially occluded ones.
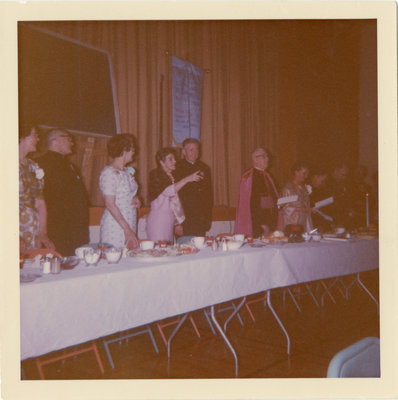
[99,134,140,249]
[146,147,202,243]
[281,161,313,231]
[19,123,55,250]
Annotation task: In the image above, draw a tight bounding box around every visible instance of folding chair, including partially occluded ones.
[103,325,159,369]
[156,314,201,347]
[36,341,104,379]
[327,337,380,377]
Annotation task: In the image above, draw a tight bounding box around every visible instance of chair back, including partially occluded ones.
[327,337,380,377]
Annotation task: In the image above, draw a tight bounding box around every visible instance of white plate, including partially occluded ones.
[127,248,182,261]
[20,273,41,283]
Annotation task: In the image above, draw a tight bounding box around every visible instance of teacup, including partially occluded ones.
[312,234,322,242]
[104,248,122,264]
[234,234,245,242]
[205,236,214,246]
[75,246,91,259]
[140,240,155,250]
[191,236,206,249]
[302,232,311,242]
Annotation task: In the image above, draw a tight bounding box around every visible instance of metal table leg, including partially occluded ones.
[267,290,291,355]
[321,277,339,307]
[356,272,379,312]
[210,303,241,377]
[166,313,188,358]
[223,297,246,332]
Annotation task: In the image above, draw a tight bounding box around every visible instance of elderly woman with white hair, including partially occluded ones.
[235,148,282,237]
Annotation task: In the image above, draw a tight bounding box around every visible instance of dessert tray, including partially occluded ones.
[127,248,183,261]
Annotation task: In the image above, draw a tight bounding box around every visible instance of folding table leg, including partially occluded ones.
[266,290,291,355]
[167,313,188,358]
[244,292,268,322]
[203,309,217,335]
[320,280,336,305]
[210,304,240,377]
[286,288,302,312]
[223,297,246,332]
[356,273,379,312]
[321,278,339,307]
[304,283,320,308]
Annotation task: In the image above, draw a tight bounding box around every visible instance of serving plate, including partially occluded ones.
[61,256,80,270]
[127,248,182,261]
[20,273,41,283]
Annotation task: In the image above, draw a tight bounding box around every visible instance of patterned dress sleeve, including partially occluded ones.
[281,183,299,225]
[99,167,118,196]
[29,160,45,201]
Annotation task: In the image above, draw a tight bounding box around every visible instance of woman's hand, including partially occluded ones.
[175,170,203,193]
[261,224,271,236]
[36,232,55,250]
[187,170,203,183]
[174,224,184,237]
[124,228,139,250]
[131,195,141,208]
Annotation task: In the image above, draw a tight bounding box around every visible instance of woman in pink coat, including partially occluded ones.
[146,148,202,243]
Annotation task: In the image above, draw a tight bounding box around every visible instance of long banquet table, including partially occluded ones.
[20,238,379,365]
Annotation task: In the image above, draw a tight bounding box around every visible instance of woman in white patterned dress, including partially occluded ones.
[99,134,140,249]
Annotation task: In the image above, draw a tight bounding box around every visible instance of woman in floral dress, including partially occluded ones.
[281,161,313,232]
[19,124,54,250]
[99,134,141,249]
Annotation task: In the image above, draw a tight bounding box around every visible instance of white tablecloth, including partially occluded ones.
[20,238,378,360]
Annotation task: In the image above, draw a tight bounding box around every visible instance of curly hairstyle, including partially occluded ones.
[18,121,39,143]
[107,133,136,158]
[290,161,309,176]
[155,147,176,167]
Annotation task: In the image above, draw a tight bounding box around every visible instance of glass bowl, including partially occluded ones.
[84,248,101,266]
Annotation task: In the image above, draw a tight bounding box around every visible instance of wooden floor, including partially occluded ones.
[22,270,379,380]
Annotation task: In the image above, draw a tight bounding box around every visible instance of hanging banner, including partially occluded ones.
[172,55,204,145]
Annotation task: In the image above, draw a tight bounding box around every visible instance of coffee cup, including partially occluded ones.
[302,232,311,242]
[140,240,154,250]
[312,234,322,242]
[335,227,346,235]
[75,246,91,259]
[234,234,245,242]
[191,236,206,249]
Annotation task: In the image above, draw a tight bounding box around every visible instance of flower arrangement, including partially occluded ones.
[126,166,135,176]
[31,164,45,180]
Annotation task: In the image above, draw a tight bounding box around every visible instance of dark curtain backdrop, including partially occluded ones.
[22,19,377,207]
